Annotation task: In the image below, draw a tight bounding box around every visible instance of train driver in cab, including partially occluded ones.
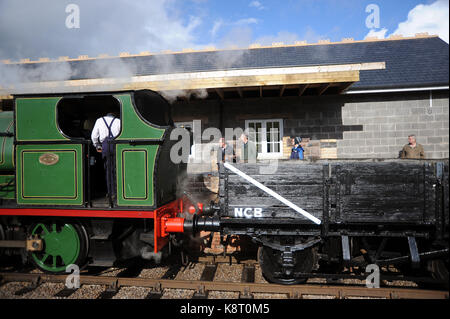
[91,112,121,199]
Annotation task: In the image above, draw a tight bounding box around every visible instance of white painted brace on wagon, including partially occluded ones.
[224,162,322,225]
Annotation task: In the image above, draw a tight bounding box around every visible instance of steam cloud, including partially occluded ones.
[0,0,255,100]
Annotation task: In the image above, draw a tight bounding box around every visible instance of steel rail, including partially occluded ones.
[0,272,447,299]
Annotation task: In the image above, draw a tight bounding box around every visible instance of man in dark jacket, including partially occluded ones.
[216,138,236,163]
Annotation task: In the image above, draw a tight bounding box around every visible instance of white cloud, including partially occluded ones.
[365,28,388,39]
[235,18,259,26]
[364,0,449,43]
[209,17,258,40]
[0,0,204,60]
[210,19,224,38]
[249,1,266,10]
[392,0,449,43]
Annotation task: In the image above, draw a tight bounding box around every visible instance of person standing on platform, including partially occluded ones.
[239,133,257,163]
[290,137,304,160]
[400,134,425,159]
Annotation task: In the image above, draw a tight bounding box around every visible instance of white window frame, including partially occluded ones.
[245,119,284,159]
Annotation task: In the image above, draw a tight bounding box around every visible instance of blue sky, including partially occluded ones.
[179,0,447,46]
[0,0,448,60]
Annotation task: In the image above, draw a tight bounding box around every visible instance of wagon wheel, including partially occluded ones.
[258,246,317,285]
[29,220,89,274]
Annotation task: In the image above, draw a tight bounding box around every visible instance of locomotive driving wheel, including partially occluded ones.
[28,220,89,274]
[258,245,317,285]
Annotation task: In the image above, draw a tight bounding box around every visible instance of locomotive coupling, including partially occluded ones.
[183,215,221,235]
[160,215,221,237]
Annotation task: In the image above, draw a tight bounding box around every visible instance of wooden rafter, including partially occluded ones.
[336,82,355,94]
[215,88,224,100]
[317,83,332,96]
[237,87,243,98]
[299,84,308,96]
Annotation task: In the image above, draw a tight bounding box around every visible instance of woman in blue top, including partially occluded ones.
[290,137,304,160]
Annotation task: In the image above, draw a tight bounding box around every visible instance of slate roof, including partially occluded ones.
[3,36,449,91]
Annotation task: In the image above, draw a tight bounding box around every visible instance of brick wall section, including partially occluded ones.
[171,90,449,159]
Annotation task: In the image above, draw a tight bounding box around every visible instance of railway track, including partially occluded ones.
[0,266,447,299]
[1,253,448,299]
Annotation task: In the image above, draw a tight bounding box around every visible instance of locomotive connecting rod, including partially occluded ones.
[224,162,322,225]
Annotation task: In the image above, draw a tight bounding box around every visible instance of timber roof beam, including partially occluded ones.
[1,62,385,97]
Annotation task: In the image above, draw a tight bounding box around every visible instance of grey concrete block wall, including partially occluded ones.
[338,91,449,159]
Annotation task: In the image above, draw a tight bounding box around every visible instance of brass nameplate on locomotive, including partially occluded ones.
[39,153,59,166]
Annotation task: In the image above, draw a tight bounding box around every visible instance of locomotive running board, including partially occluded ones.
[223,163,322,225]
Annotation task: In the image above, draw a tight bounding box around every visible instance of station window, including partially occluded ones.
[245,119,284,158]
[57,95,121,139]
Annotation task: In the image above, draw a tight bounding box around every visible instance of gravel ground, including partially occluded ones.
[214,263,243,283]
[112,286,151,299]
[162,288,195,299]
[138,266,169,279]
[24,282,66,299]
[67,284,105,299]
[175,263,205,281]
[0,282,29,299]
[208,291,240,299]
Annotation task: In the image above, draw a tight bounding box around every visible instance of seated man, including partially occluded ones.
[91,112,121,199]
